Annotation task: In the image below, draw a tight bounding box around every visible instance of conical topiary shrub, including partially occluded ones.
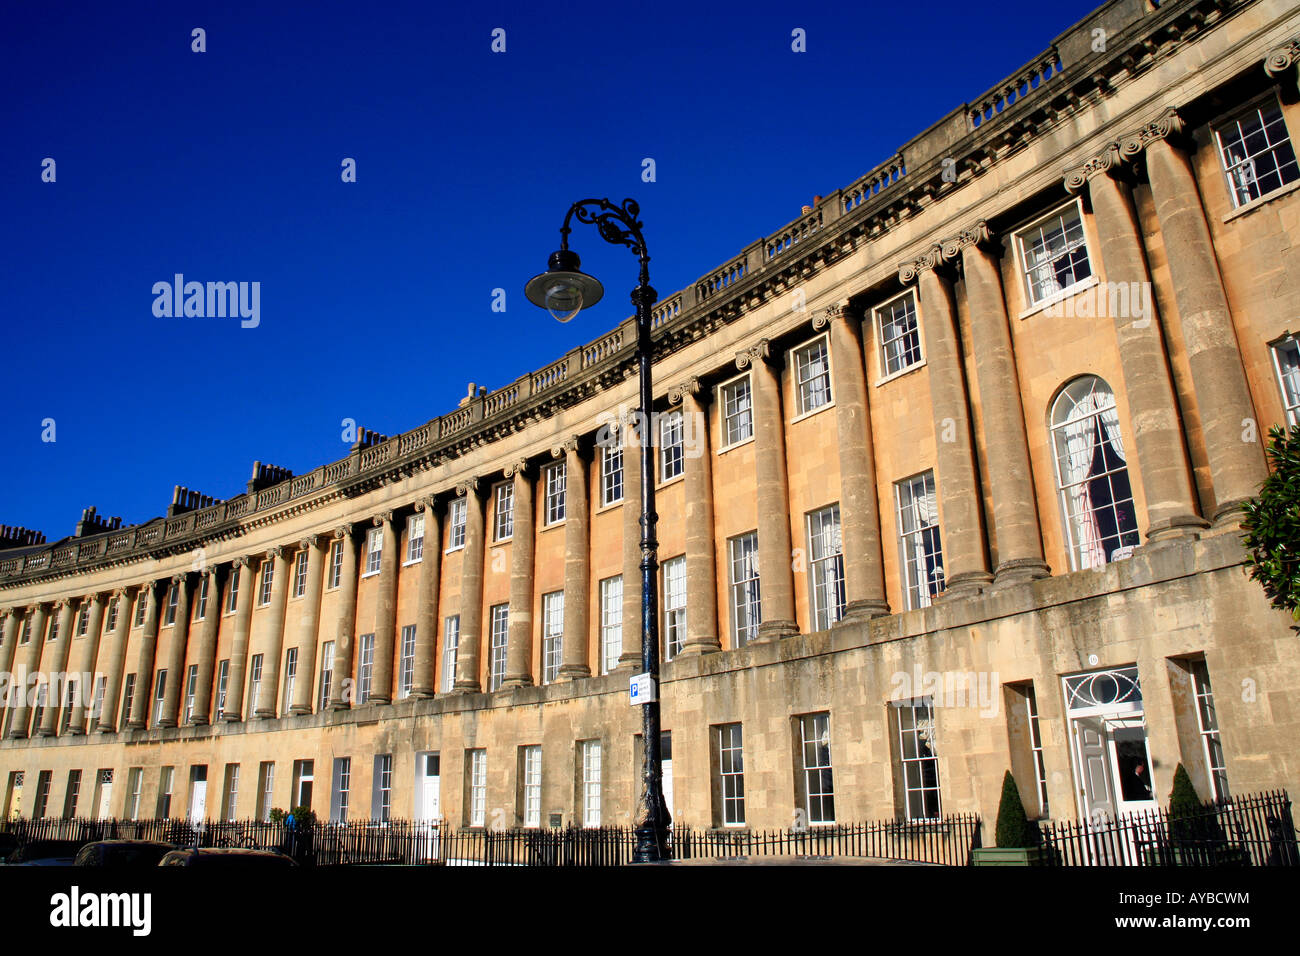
[994,771,1037,848]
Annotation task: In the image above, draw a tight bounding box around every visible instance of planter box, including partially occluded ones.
[972,846,1052,867]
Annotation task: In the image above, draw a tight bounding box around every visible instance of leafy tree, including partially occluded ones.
[994,771,1038,848]
[1241,425,1300,624]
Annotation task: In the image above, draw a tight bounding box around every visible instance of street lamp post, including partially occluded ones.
[525,197,671,863]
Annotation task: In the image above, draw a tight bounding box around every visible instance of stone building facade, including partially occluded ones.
[3,0,1300,834]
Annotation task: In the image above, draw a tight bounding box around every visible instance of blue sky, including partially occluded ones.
[0,0,1101,539]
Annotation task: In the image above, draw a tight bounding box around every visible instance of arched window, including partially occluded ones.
[1050,376,1141,571]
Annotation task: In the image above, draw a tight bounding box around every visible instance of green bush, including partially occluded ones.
[994,771,1038,848]
[1241,425,1300,625]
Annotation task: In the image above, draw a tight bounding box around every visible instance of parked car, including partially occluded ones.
[158,847,297,868]
[3,839,82,866]
[74,839,176,868]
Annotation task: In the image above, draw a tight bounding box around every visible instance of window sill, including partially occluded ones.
[541,520,566,532]
[716,435,755,457]
[360,570,381,579]
[1221,177,1300,223]
[401,558,423,567]
[789,400,835,426]
[444,545,466,555]
[873,360,926,388]
[594,499,624,516]
[657,473,685,490]
[1018,274,1099,321]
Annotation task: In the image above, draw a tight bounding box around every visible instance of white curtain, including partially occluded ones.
[1060,394,1106,569]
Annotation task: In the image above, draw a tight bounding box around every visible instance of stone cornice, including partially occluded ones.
[1063,107,1184,192]
[0,0,1254,593]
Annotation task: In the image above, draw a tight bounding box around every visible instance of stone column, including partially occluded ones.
[503,463,536,687]
[0,609,21,694]
[67,592,107,734]
[128,581,163,729]
[289,536,326,715]
[453,479,486,693]
[817,305,891,617]
[329,525,360,710]
[158,574,193,727]
[1067,160,1206,539]
[369,512,399,705]
[190,565,223,724]
[8,603,47,738]
[96,588,135,733]
[224,559,254,722]
[672,379,722,655]
[254,546,291,718]
[619,415,646,669]
[739,340,799,639]
[1144,132,1268,522]
[38,599,78,736]
[413,498,444,698]
[557,437,591,679]
[902,255,992,596]
[953,227,1051,585]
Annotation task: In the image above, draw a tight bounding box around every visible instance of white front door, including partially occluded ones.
[1107,719,1157,815]
[189,780,207,823]
[419,753,441,820]
[96,780,113,820]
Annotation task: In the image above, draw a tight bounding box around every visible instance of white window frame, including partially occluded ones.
[215,660,228,721]
[493,482,514,542]
[581,739,602,828]
[873,289,925,382]
[488,606,508,691]
[662,556,686,661]
[718,723,745,827]
[226,569,240,614]
[798,713,835,826]
[522,745,542,828]
[328,540,344,589]
[599,576,623,675]
[442,616,460,694]
[895,471,944,610]
[363,527,383,577]
[807,505,845,630]
[248,655,263,712]
[897,697,942,822]
[728,531,761,646]
[447,497,467,551]
[1270,334,1300,428]
[318,641,334,711]
[332,757,351,823]
[283,646,298,712]
[1014,199,1093,310]
[542,591,564,684]
[544,462,567,526]
[224,764,240,822]
[601,443,624,507]
[791,335,833,417]
[399,625,416,699]
[126,768,142,821]
[1191,660,1229,802]
[357,634,374,704]
[293,549,309,598]
[163,583,178,626]
[259,560,274,606]
[183,664,198,724]
[406,513,425,564]
[468,749,487,828]
[659,409,685,482]
[374,754,393,822]
[719,374,754,450]
[1213,94,1300,209]
[195,576,208,621]
[135,594,148,627]
[152,669,167,727]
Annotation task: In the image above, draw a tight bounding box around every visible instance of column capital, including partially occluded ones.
[503,458,531,479]
[455,477,480,497]
[940,219,995,259]
[264,545,284,561]
[812,301,856,330]
[1264,37,1300,83]
[734,338,771,371]
[667,376,701,405]
[170,572,187,585]
[550,436,581,458]
[53,597,71,611]
[205,563,222,579]
[371,511,394,527]
[333,523,354,539]
[299,534,320,550]
[898,244,944,285]
[1063,106,1185,193]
